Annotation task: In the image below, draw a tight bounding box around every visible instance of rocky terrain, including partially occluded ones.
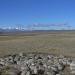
[0,52,74,75]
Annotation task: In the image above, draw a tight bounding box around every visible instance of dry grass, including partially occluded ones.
[0,31,75,57]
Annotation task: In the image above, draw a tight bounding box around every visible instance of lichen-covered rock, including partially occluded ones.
[0,52,74,75]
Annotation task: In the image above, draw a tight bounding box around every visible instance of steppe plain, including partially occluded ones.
[0,30,75,57]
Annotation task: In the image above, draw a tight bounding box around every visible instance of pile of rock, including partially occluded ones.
[0,52,74,75]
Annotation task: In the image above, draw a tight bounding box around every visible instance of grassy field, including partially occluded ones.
[0,30,75,57]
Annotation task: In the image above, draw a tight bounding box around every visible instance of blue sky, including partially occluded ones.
[0,0,75,29]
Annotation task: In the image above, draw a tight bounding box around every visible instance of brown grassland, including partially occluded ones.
[0,30,75,57]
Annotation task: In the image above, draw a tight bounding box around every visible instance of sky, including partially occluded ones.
[0,0,75,29]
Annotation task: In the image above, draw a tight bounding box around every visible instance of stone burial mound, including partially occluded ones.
[0,52,75,75]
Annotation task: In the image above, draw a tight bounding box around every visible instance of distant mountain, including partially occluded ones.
[0,28,22,32]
